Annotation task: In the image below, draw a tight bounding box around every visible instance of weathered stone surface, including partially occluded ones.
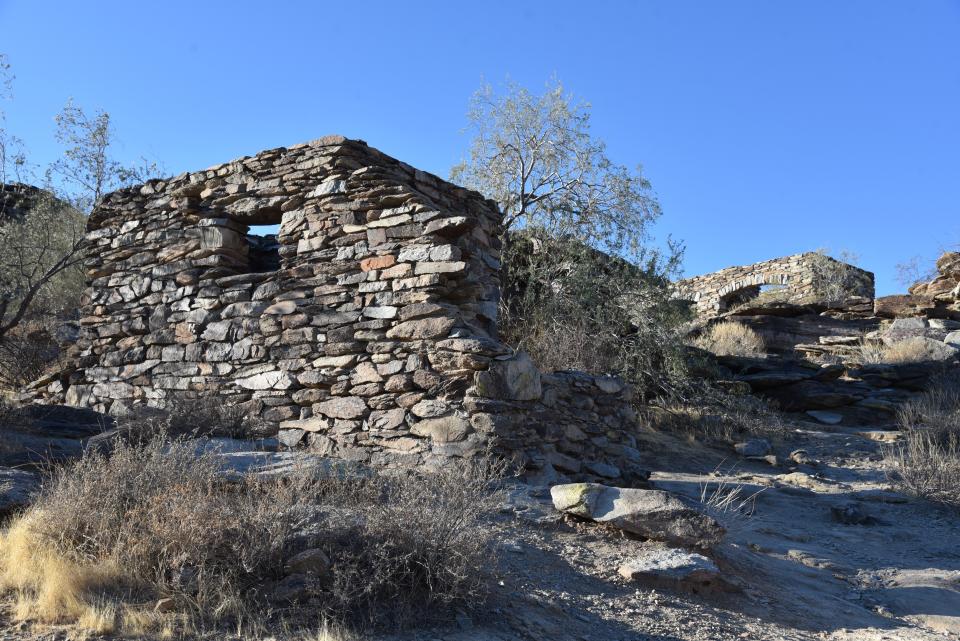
[236,370,295,391]
[385,317,456,340]
[410,416,472,442]
[618,548,725,593]
[284,548,331,579]
[315,396,367,420]
[0,468,39,515]
[806,410,843,425]
[474,352,542,401]
[551,483,725,548]
[734,438,772,457]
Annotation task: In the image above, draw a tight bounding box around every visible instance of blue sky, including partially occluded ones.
[1,0,957,295]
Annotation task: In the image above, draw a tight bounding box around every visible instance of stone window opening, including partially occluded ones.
[245,223,281,273]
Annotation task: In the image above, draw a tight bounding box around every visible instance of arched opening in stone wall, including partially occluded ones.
[717,275,792,312]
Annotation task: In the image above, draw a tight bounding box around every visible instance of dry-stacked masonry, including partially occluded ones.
[24,136,644,480]
[676,253,875,318]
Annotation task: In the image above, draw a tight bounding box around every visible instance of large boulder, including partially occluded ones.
[474,351,542,401]
[550,483,725,549]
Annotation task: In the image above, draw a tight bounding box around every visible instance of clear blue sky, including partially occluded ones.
[1,0,958,295]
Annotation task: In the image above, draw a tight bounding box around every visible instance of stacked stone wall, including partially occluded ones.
[23,136,642,481]
[677,253,875,318]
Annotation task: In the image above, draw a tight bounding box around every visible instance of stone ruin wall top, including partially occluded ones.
[676,253,875,318]
[24,136,644,480]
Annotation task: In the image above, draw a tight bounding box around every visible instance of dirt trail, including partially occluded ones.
[1,423,957,641]
[425,423,960,641]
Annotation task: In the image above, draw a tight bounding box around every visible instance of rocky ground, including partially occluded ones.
[0,414,957,641]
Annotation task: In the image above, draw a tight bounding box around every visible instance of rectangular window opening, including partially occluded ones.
[246,224,281,273]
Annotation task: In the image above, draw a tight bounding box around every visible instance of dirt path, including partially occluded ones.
[1,423,956,641]
[411,422,960,641]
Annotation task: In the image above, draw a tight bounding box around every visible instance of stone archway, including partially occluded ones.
[675,253,874,318]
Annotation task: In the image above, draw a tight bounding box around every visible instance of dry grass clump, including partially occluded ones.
[886,373,960,507]
[0,436,506,634]
[116,395,264,440]
[694,321,765,357]
[314,457,506,625]
[1,437,304,626]
[854,337,945,365]
[649,387,785,443]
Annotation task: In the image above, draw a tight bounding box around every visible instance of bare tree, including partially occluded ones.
[896,255,941,290]
[0,56,158,347]
[451,77,664,262]
[451,79,687,397]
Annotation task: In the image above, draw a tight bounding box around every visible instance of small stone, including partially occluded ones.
[410,415,472,443]
[584,460,621,478]
[551,483,725,549]
[830,503,876,525]
[386,317,456,340]
[618,548,723,593]
[360,255,396,271]
[284,548,331,578]
[805,410,843,425]
[733,438,771,457]
[410,399,450,418]
[473,352,542,401]
[362,306,398,319]
[236,370,295,391]
[594,376,624,394]
[315,396,367,419]
[264,300,298,315]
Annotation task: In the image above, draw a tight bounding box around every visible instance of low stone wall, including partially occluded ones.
[677,253,875,318]
[23,136,642,480]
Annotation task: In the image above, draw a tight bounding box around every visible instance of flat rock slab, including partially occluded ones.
[0,467,39,515]
[618,547,729,594]
[550,483,725,549]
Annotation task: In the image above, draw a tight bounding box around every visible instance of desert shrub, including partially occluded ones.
[694,321,765,357]
[1,437,303,624]
[115,395,263,441]
[853,337,946,365]
[312,456,507,626]
[886,373,960,506]
[501,229,691,400]
[0,318,71,390]
[0,436,505,633]
[887,430,960,507]
[808,249,869,305]
[649,387,785,442]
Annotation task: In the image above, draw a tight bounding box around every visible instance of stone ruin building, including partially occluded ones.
[676,253,875,318]
[23,136,643,482]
